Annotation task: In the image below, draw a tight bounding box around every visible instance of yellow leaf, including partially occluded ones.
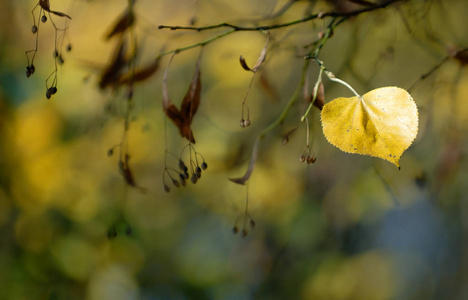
[321,86,418,167]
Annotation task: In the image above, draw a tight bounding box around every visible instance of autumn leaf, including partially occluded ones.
[162,54,202,143]
[238,32,269,73]
[321,86,418,167]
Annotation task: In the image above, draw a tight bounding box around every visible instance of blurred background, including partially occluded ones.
[0,0,467,299]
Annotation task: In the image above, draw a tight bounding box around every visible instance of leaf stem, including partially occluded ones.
[301,67,324,122]
[230,59,310,185]
[325,70,360,97]
[259,60,310,140]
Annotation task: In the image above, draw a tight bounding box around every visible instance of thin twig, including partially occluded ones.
[158,0,401,32]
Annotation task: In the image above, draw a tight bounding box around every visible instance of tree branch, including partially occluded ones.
[158,0,402,32]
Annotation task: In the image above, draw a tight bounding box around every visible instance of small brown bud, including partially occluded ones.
[239,55,251,71]
[163,184,170,193]
[300,155,306,162]
[179,173,186,183]
[41,15,47,23]
[32,25,38,34]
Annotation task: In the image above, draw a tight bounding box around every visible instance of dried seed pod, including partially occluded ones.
[163,184,170,193]
[232,226,238,234]
[190,174,198,184]
[179,174,186,186]
[250,219,256,228]
[244,119,251,127]
[107,149,114,157]
[240,119,246,128]
[196,166,202,175]
[299,155,306,162]
[41,15,47,23]
[178,160,188,172]
[242,229,248,237]
[201,162,207,170]
[53,50,59,58]
[184,171,189,180]
[46,87,57,99]
[29,64,35,75]
[172,179,180,188]
[66,44,72,52]
[32,25,38,34]
[57,55,64,65]
[26,66,31,78]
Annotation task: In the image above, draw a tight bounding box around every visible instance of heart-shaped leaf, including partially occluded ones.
[321,86,418,167]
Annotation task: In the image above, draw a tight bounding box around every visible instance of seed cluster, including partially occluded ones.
[233,214,255,237]
[26,1,72,99]
[163,145,207,193]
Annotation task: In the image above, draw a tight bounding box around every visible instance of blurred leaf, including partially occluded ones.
[119,154,146,193]
[99,39,128,89]
[117,56,161,85]
[105,8,135,40]
[321,87,418,167]
[229,139,259,185]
